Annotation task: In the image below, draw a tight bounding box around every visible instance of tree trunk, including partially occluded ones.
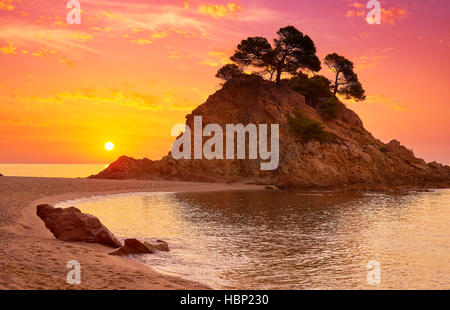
[276,68,282,84]
[333,71,340,95]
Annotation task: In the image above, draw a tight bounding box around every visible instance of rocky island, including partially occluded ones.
[90,75,450,190]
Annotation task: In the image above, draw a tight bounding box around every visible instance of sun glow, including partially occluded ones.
[104,142,114,151]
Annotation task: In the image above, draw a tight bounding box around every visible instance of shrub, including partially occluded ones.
[317,97,339,120]
[378,145,388,153]
[289,74,334,107]
[287,109,332,142]
[215,64,244,81]
[289,74,340,120]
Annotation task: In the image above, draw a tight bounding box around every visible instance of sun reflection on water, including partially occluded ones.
[58,189,450,289]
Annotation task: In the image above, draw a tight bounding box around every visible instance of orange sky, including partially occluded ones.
[0,0,449,164]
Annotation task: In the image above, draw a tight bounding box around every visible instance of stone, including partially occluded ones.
[109,238,154,255]
[36,204,122,248]
[151,240,169,252]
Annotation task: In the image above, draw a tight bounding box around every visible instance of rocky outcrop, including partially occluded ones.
[36,204,122,248]
[90,75,450,190]
[109,238,153,255]
[109,238,169,255]
[0,173,3,177]
[152,240,169,252]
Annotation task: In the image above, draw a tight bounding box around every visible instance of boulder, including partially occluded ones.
[109,239,169,255]
[109,238,154,255]
[152,239,169,252]
[0,173,3,176]
[36,204,122,248]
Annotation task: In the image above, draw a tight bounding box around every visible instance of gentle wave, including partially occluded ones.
[63,189,450,289]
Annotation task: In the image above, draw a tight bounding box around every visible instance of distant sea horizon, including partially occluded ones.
[0,164,108,178]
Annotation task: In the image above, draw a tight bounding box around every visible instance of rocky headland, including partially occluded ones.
[90,75,450,191]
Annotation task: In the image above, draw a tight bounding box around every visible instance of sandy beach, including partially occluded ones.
[0,176,263,290]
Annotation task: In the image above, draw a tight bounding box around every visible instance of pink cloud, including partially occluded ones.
[381,7,407,25]
[0,0,14,11]
[198,2,242,19]
[346,1,407,25]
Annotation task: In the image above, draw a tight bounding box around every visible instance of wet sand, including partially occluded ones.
[0,176,263,289]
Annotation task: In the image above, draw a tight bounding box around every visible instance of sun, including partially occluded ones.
[104,142,114,151]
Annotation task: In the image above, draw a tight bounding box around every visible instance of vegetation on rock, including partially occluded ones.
[218,25,321,84]
[287,109,332,142]
[324,53,366,101]
[215,64,244,82]
[288,73,339,119]
[216,25,366,123]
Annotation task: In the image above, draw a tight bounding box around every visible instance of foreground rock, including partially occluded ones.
[152,239,169,252]
[36,204,122,248]
[109,238,169,255]
[0,173,3,176]
[90,75,450,190]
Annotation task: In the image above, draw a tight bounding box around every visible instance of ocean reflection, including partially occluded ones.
[63,189,450,289]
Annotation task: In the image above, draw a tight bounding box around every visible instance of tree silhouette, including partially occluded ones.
[215,64,244,81]
[324,53,366,101]
[230,26,321,84]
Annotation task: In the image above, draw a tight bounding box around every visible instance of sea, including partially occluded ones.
[55,189,450,289]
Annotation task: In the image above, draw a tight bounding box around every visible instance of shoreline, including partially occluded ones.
[0,176,264,289]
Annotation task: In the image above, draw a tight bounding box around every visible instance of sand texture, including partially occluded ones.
[0,176,262,289]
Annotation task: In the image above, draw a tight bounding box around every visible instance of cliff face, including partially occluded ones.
[91,75,450,190]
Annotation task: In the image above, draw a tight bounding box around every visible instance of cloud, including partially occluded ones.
[351,2,365,9]
[356,54,390,70]
[168,50,190,59]
[99,11,118,19]
[30,47,58,57]
[0,42,16,55]
[342,93,405,111]
[345,1,407,25]
[127,31,168,45]
[20,85,209,112]
[58,58,77,67]
[381,7,406,25]
[88,2,208,34]
[87,3,211,45]
[150,32,168,39]
[346,10,365,18]
[366,93,405,111]
[23,89,164,111]
[200,50,231,67]
[162,88,209,111]
[198,3,242,18]
[81,0,278,41]
[0,0,14,11]
[0,24,100,56]
[130,38,153,46]
[67,33,93,42]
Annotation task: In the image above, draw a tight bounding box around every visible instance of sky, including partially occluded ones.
[0,0,449,164]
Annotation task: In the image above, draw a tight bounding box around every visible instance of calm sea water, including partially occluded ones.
[0,164,107,178]
[57,189,450,289]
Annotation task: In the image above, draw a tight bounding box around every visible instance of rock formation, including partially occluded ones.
[152,240,170,252]
[36,204,122,248]
[109,238,169,255]
[90,75,450,190]
[109,238,153,255]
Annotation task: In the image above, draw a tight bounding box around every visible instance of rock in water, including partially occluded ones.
[109,238,154,255]
[36,204,122,248]
[109,239,170,255]
[152,240,169,252]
